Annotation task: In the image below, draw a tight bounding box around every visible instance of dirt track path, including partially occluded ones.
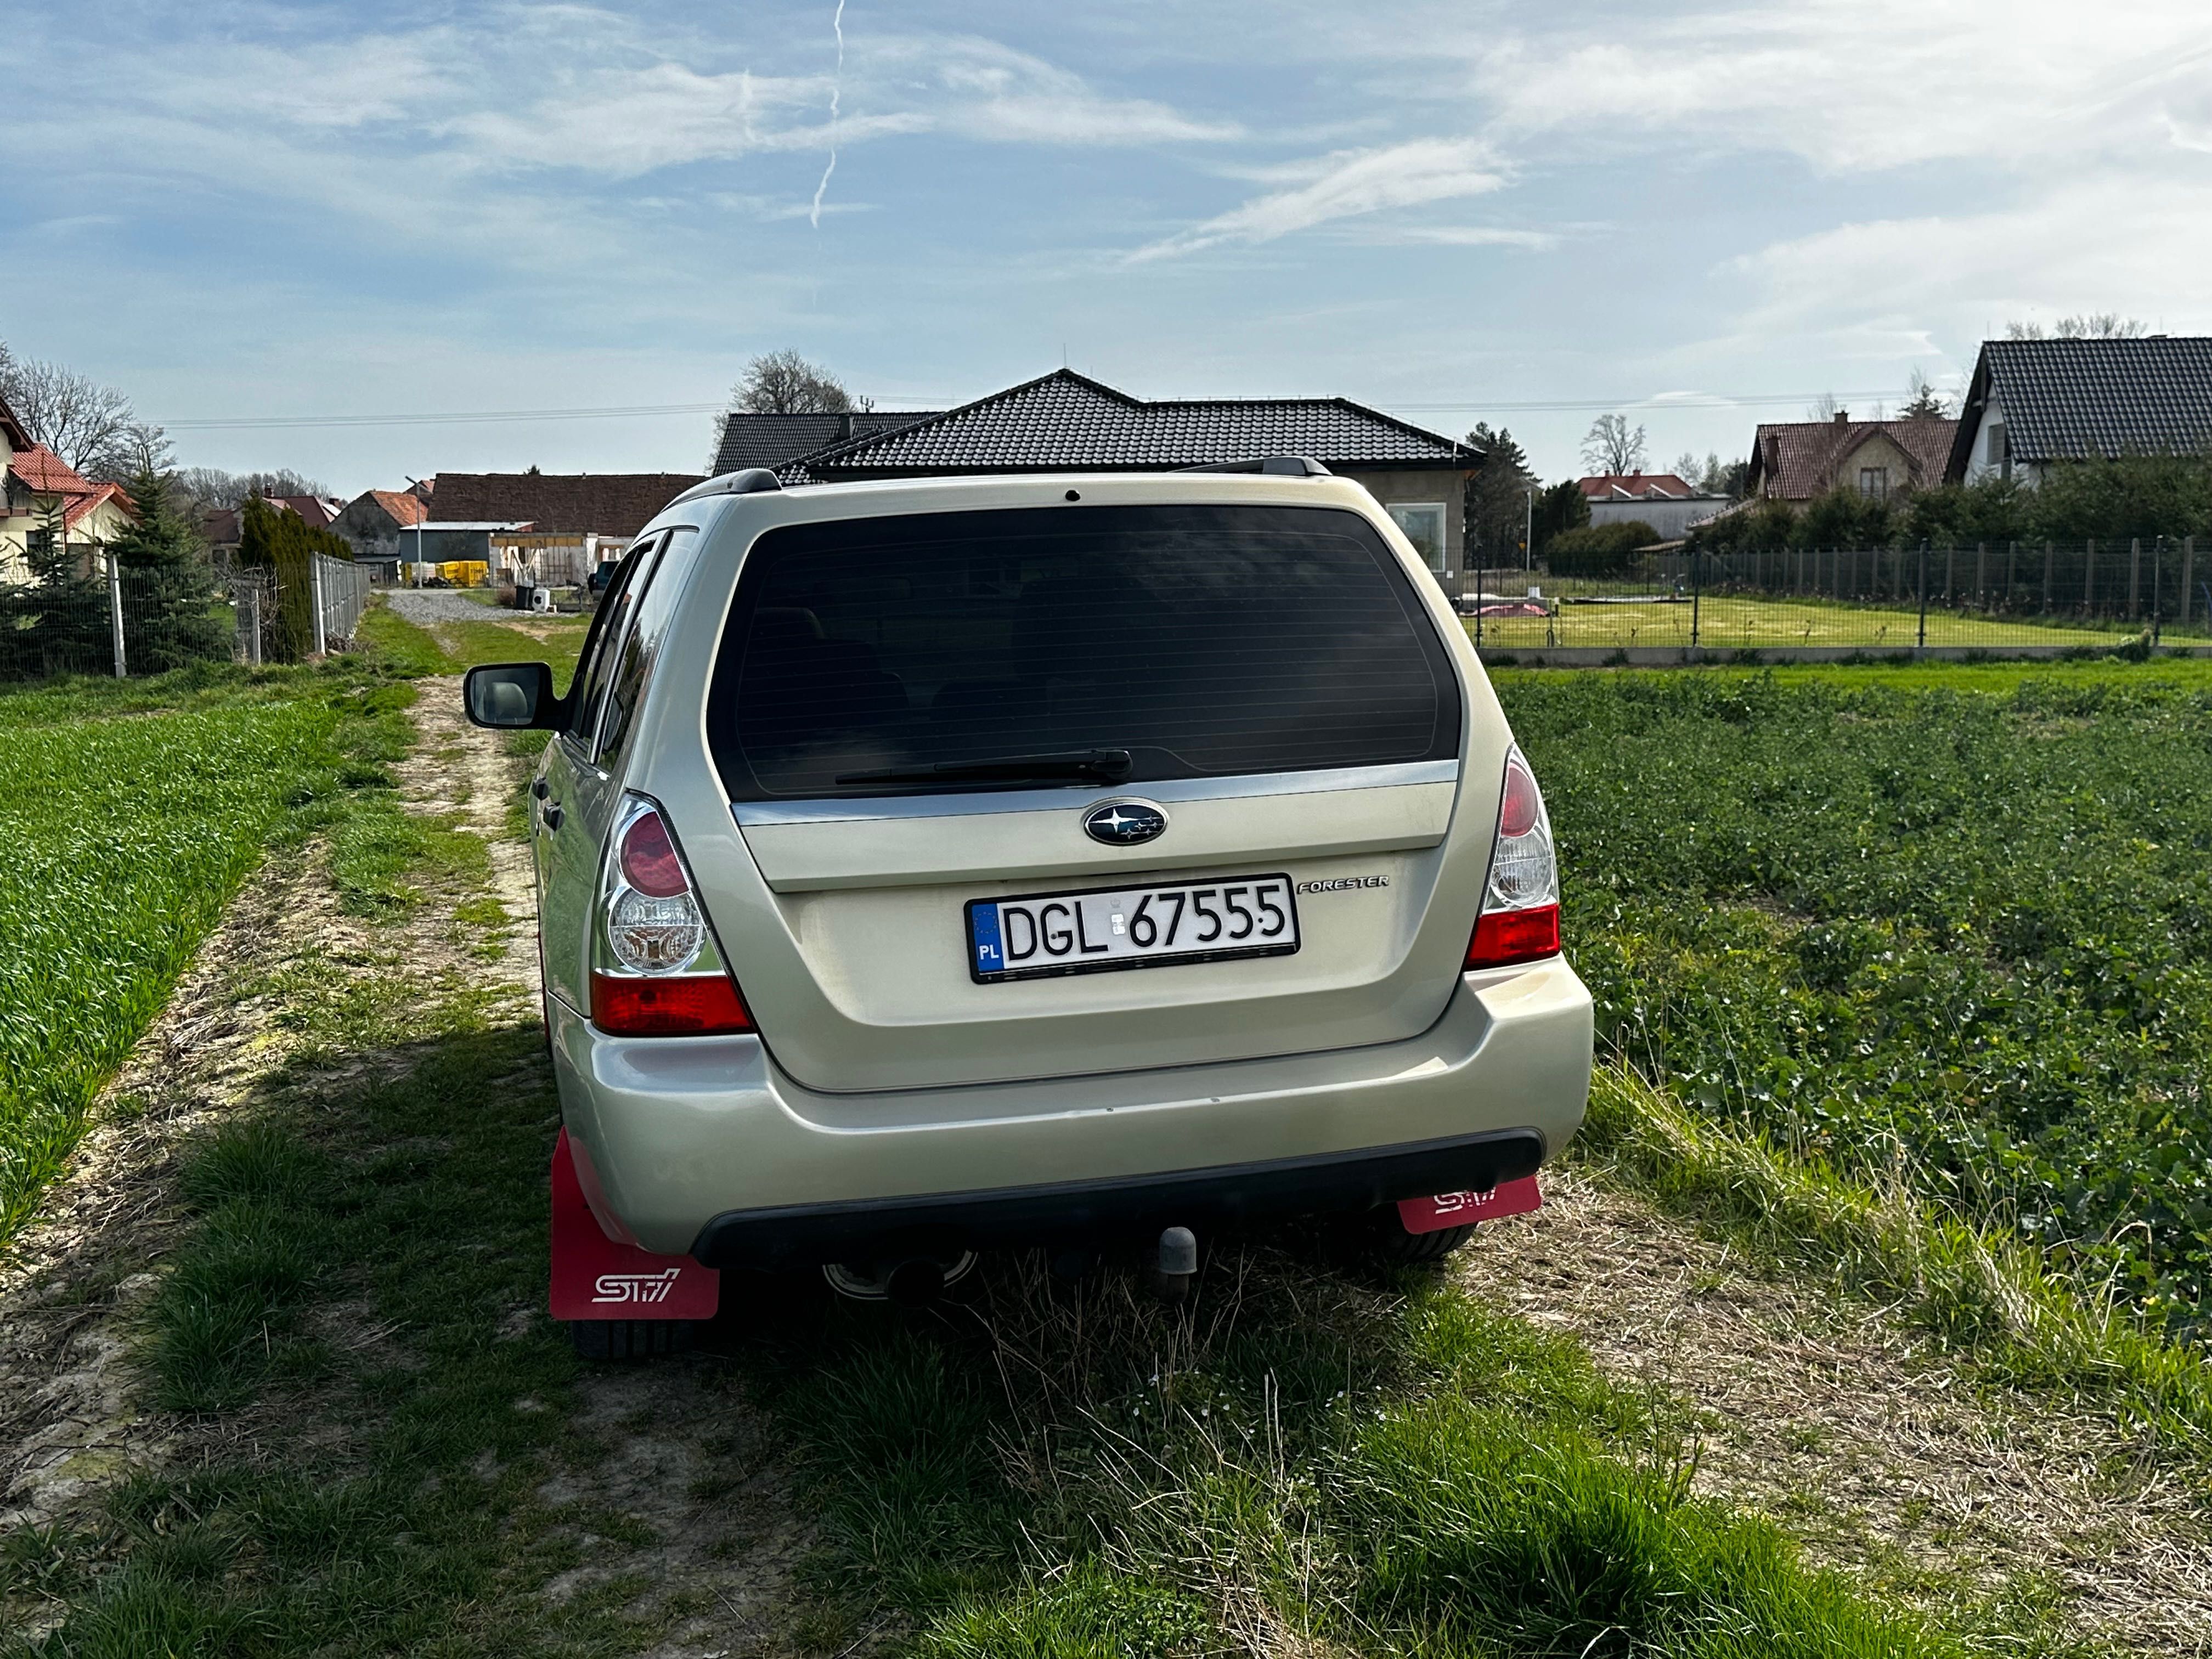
[1471,1169,2212,1651]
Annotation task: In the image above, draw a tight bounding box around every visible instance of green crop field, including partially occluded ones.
[0,683,345,1238]
[1468,594,2197,652]
[1498,665,2212,1330]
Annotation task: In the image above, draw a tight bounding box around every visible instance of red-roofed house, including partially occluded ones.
[1747,411,1957,504]
[330,487,433,567]
[1576,473,1728,539]
[0,392,138,580]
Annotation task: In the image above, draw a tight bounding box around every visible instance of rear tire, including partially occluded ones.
[569,1319,694,1361]
[1366,1214,1476,1265]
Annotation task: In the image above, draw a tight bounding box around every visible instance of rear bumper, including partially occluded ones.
[549,958,1593,1260]
[693,1127,1543,1269]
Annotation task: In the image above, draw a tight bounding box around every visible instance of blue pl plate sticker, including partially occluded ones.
[971,904,1006,977]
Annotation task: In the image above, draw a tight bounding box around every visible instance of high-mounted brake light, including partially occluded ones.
[1466,746,1562,972]
[592,797,755,1036]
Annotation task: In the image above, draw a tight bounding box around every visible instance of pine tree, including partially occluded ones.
[1463,424,1537,565]
[109,466,229,672]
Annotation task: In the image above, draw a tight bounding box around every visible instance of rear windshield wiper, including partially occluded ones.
[834,748,1134,788]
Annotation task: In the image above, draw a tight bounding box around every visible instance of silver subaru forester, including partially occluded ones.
[465,464,1593,1345]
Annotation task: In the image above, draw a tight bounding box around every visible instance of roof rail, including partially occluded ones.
[669,467,784,506]
[1175,455,1333,477]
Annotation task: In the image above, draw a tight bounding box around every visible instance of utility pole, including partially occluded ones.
[1524,485,1535,572]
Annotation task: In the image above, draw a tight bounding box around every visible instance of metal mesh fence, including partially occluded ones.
[1434,537,2208,659]
[0,551,374,682]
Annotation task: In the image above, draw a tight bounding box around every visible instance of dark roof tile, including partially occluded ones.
[801,370,1475,477]
[713,410,945,475]
[1965,336,2212,469]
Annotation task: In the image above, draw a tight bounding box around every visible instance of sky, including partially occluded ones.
[6,0,2212,495]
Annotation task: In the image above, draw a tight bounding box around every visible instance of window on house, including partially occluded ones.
[1858,467,1890,500]
[1987,424,2008,465]
[1387,503,1448,571]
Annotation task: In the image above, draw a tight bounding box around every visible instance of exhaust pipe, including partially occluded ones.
[883,1257,946,1307]
[822,1250,977,1304]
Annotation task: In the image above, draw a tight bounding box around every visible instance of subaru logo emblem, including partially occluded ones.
[1084,801,1167,846]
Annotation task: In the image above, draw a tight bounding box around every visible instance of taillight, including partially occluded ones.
[1466,745,1561,971]
[592,796,755,1036]
[591,970,753,1035]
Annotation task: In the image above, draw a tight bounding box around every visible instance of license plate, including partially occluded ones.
[967,873,1300,983]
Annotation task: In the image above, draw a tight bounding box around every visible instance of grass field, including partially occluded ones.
[1467,593,2191,652]
[0,664,423,1244]
[1497,663,2212,1333]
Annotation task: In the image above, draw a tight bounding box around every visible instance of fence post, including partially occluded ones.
[246,584,263,667]
[1974,543,1987,610]
[1916,542,1929,651]
[2084,538,2096,612]
[1944,545,1954,607]
[1690,545,1701,652]
[2185,536,2197,630]
[2130,538,2142,620]
[1472,566,1483,652]
[311,555,329,657]
[2041,541,2053,613]
[2153,536,2164,646]
[2005,541,2017,609]
[106,552,126,679]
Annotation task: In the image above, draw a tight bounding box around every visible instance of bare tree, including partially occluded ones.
[1805,391,1841,422]
[173,467,331,511]
[735,349,856,414]
[1580,413,1646,477]
[2006,314,2148,341]
[0,356,142,478]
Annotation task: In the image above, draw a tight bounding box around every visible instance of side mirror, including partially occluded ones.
[463,662,562,729]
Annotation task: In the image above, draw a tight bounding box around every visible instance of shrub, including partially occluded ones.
[1545,520,1657,577]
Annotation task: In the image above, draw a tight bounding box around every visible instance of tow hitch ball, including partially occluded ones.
[1150,1226,1198,1304]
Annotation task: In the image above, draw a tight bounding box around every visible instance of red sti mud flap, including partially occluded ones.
[1397,1175,1542,1234]
[550,1129,719,1321]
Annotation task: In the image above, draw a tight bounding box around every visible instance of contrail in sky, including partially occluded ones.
[809,0,845,228]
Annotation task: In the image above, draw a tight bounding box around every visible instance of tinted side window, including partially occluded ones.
[565,540,645,745]
[706,504,1458,800]
[600,529,695,764]
[570,537,659,752]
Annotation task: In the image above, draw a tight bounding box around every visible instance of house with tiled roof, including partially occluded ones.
[712,409,945,478]
[1746,411,1957,505]
[781,369,1483,571]
[0,391,137,582]
[1946,336,2212,486]
[1576,472,1729,539]
[330,487,432,567]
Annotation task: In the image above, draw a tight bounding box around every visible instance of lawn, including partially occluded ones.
[1496,662,2212,1331]
[1469,592,2190,652]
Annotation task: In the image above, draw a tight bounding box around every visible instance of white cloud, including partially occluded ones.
[1132,138,1507,260]
[1471,0,2212,174]
[1725,174,2212,347]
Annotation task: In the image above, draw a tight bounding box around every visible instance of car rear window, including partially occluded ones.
[707,503,1460,800]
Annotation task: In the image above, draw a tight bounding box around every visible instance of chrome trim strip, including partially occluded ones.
[731,759,1461,826]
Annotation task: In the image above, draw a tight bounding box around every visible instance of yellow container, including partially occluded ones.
[438,561,490,587]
